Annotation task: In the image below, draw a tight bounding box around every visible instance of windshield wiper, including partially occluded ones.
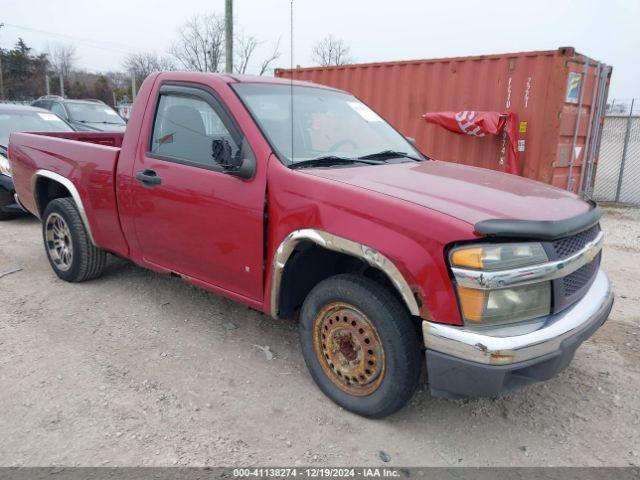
[76,120,123,125]
[289,155,386,169]
[358,150,423,162]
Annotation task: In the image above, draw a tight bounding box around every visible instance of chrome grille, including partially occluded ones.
[547,224,602,313]
[552,224,600,259]
[563,253,601,297]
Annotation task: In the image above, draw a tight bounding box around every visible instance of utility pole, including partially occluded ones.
[45,74,50,95]
[0,52,4,101]
[131,72,136,100]
[58,71,65,98]
[225,0,233,73]
[0,23,5,101]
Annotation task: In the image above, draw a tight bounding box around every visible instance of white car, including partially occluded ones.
[0,104,74,220]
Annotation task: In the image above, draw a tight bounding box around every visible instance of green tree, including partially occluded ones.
[91,75,111,104]
[0,38,49,100]
[69,80,88,99]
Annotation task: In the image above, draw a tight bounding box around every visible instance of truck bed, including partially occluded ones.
[29,131,126,148]
[9,131,129,256]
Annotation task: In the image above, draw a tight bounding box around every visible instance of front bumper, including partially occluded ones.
[422,269,614,397]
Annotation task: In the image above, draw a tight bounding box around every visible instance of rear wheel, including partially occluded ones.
[299,274,422,418]
[42,197,107,282]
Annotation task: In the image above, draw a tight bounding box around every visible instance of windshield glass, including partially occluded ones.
[67,103,125,125]
[0,110,74,146]
[233,84,422,165]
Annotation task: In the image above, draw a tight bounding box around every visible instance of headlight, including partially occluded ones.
[455,282,551,326]
[450,243,551,326]
[0,154,11,177]
[450,242,548,270]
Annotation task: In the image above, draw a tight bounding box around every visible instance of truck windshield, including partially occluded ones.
[67,103,125,125]
[233,84,423,166]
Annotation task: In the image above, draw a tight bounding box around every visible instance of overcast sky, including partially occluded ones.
[1,0,637,99]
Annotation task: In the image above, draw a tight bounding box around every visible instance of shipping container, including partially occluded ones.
[276,47,612,193]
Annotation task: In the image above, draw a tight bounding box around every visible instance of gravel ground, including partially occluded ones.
[0,205,638,467]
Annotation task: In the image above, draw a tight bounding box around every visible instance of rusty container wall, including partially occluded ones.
[276,48,611,191]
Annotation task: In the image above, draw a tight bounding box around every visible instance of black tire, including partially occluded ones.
[42,197,107,282]
[0,188,20,220]
[299,273,422,418]
[0,210,20,221]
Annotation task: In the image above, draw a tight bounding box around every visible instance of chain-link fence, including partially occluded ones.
[592,99,640,205]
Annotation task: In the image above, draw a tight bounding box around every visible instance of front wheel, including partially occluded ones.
[42,197,107,282]
[299,274,422,418]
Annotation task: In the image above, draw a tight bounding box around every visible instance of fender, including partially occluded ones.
[31,169,96,245]
[270,229,421,319]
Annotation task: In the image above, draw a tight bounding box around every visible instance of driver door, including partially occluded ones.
[129,84,264,301]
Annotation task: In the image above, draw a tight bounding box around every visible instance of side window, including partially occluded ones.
[50,102,66,119]
[150,93,241,168]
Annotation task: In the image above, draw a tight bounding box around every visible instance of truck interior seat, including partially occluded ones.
[158,105,214,165]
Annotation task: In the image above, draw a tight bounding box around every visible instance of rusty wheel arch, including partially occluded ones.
[270,229,422,320]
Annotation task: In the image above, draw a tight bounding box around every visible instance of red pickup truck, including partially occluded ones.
[8,72,613,418]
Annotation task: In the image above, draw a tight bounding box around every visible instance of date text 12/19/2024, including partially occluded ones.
[233,468,405,478]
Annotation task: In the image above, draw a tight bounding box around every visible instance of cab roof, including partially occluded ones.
[152,71,343,93]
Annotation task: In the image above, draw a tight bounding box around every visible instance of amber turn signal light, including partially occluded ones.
[450,247,484,269]
[456,286,486,322]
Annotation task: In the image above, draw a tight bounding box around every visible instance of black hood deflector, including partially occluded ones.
[474,201,601,240]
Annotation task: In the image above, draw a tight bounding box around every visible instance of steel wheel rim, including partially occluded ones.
[313,302,385,396]
[45,213,73,271]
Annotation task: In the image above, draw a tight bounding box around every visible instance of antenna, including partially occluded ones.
[290,0,294,164]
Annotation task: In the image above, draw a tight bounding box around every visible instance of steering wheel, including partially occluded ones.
[329,139,358,152]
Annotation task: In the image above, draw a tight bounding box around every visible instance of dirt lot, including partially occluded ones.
[0,205,639,467]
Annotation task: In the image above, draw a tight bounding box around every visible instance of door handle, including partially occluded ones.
[136,169,162,187]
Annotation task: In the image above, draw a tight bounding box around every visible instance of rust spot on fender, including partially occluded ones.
[411,285,433,321]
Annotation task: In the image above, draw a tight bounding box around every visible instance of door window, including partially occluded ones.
[34,101,51,110]
[150,93,240,168]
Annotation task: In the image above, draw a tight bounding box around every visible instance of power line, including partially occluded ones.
[1,22,141,55]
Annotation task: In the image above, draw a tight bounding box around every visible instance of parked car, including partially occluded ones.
[8,73,613,418]
[0,103,75,220]
[31,96,126,133]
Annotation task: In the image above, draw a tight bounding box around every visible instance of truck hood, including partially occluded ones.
[304,160,591,226]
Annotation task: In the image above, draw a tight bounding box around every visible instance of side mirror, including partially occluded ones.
[211,138,255,180]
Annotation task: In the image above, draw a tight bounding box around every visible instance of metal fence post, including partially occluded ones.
[567,63,588,191]
[578,63,600,195]
[615,98,635,202]
[584,65,611,197]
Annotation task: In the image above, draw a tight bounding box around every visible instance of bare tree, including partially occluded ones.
[170,13,225,72]
[259,38,282,76]
[47,43,77,78]
[123,52,176,80]
[312,35,353,67]
[234,34,259,75]
[106,71,130,91]
[234,34,281,76]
